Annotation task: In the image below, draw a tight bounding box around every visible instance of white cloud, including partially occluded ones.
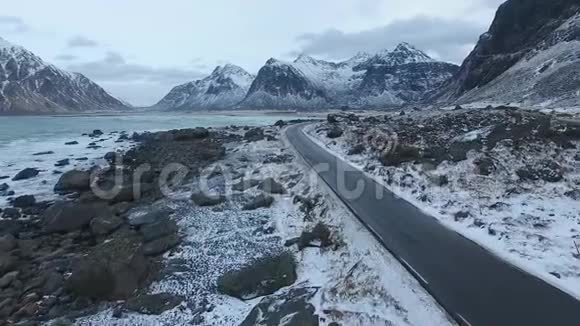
[67,52,206,106]
[67,35,99,48]
[0,16,29,33]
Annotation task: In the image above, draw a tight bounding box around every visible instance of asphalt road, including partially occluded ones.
[286,124,580,326]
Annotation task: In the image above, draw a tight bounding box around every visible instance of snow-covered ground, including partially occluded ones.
[306,109,580,299]
[74,125,454,326]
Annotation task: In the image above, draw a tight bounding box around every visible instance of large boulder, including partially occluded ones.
[123,293,183,315]
[128,206,173,227]
[232,178,260,192]
[516,160,564,183]
[11,195,36,208]
[89,212,124,236]
[41,201,110,233]
[326,127,343,139]
[286,223,332,250]
[54,170,91,193]
[190,191,226,207]
[244,128,265,142]
[258,178,287,194]
[240,287,319,326]
[172,128,210,141]
[217,252,297,300]
[0,235,17,252]
[142,234,181,256]
[243,194,275,211]
[12,168,40,181]
[105,183,153,204]
[140,219,178,242]
[66,236,149,300]
[379,145,422,166]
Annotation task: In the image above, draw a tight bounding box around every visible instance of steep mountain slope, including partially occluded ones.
[154,64,254,110]
[0,37,129,114]
[240,43,457,110]
[240,58,328,110]
[433,0,580,107]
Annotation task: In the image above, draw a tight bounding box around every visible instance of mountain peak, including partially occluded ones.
[394,42,416,51]
[0,37,12,49]
[212,63,248,76]
[294,54,318,64]
[265,57,282,65]
[0,37,25,52]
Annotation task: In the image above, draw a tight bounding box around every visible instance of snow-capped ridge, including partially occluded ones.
[155,63,254,110]
[0,37,129,114]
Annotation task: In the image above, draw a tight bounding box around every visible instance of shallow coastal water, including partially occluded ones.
[0,112,307,206]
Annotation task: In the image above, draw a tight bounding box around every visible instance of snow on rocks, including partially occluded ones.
[76,123,453,325]
[308,106,580,298]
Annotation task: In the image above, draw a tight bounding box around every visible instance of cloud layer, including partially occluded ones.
[0,16,29,33]
[67,35,99,48]
[67,52,206,106]
[296,16,490,63]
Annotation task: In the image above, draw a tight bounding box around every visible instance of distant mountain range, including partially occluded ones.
[432,0,580,108]
[0,38,129,114]
[3,0,580,115]
[156,43,459,111]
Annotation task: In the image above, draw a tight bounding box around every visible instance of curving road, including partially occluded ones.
[286,124,580,326]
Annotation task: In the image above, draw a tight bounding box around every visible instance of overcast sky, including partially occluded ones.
[1,0,504,106]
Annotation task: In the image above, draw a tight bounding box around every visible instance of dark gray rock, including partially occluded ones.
[2,208,21,219]
[54,170,91,193]
[217,252,297,300]
[128,207,173,227]
[0,234,17,252]
[475,157,496,176]
[12,168,40,181]
[172,128,210,141]
[232,178,260,192]
[286,223,332,250]
[326,127,343,139]
[0,271,19,288]
[140,219,178,242]
[347,144,365,155]
[123,293,183,315]
[191,191,226,207]
[41,201,110,233]
[243,194,275,211]
[42,271,64,295]
[32,151,55,156]
[244,128,265,142]
[55,159,70,167]
[238,287,320,326]
[90,212,124,236]
[66,236,149,300]
[380,145,421,166]
[0,253,16,275]
[11,195,36,208]
[257,178,287,194]
[516,160,563,183]
[142,234,181,256]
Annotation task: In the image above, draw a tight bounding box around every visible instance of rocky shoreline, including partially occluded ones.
[1,118,455,326]
[0,126,232,324]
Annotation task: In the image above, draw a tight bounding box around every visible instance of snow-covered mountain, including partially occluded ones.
[154,64,254,110]
[0,37,129,114]
[239,42,458,110]
[432,0,580,108]
[239,58,329,110]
